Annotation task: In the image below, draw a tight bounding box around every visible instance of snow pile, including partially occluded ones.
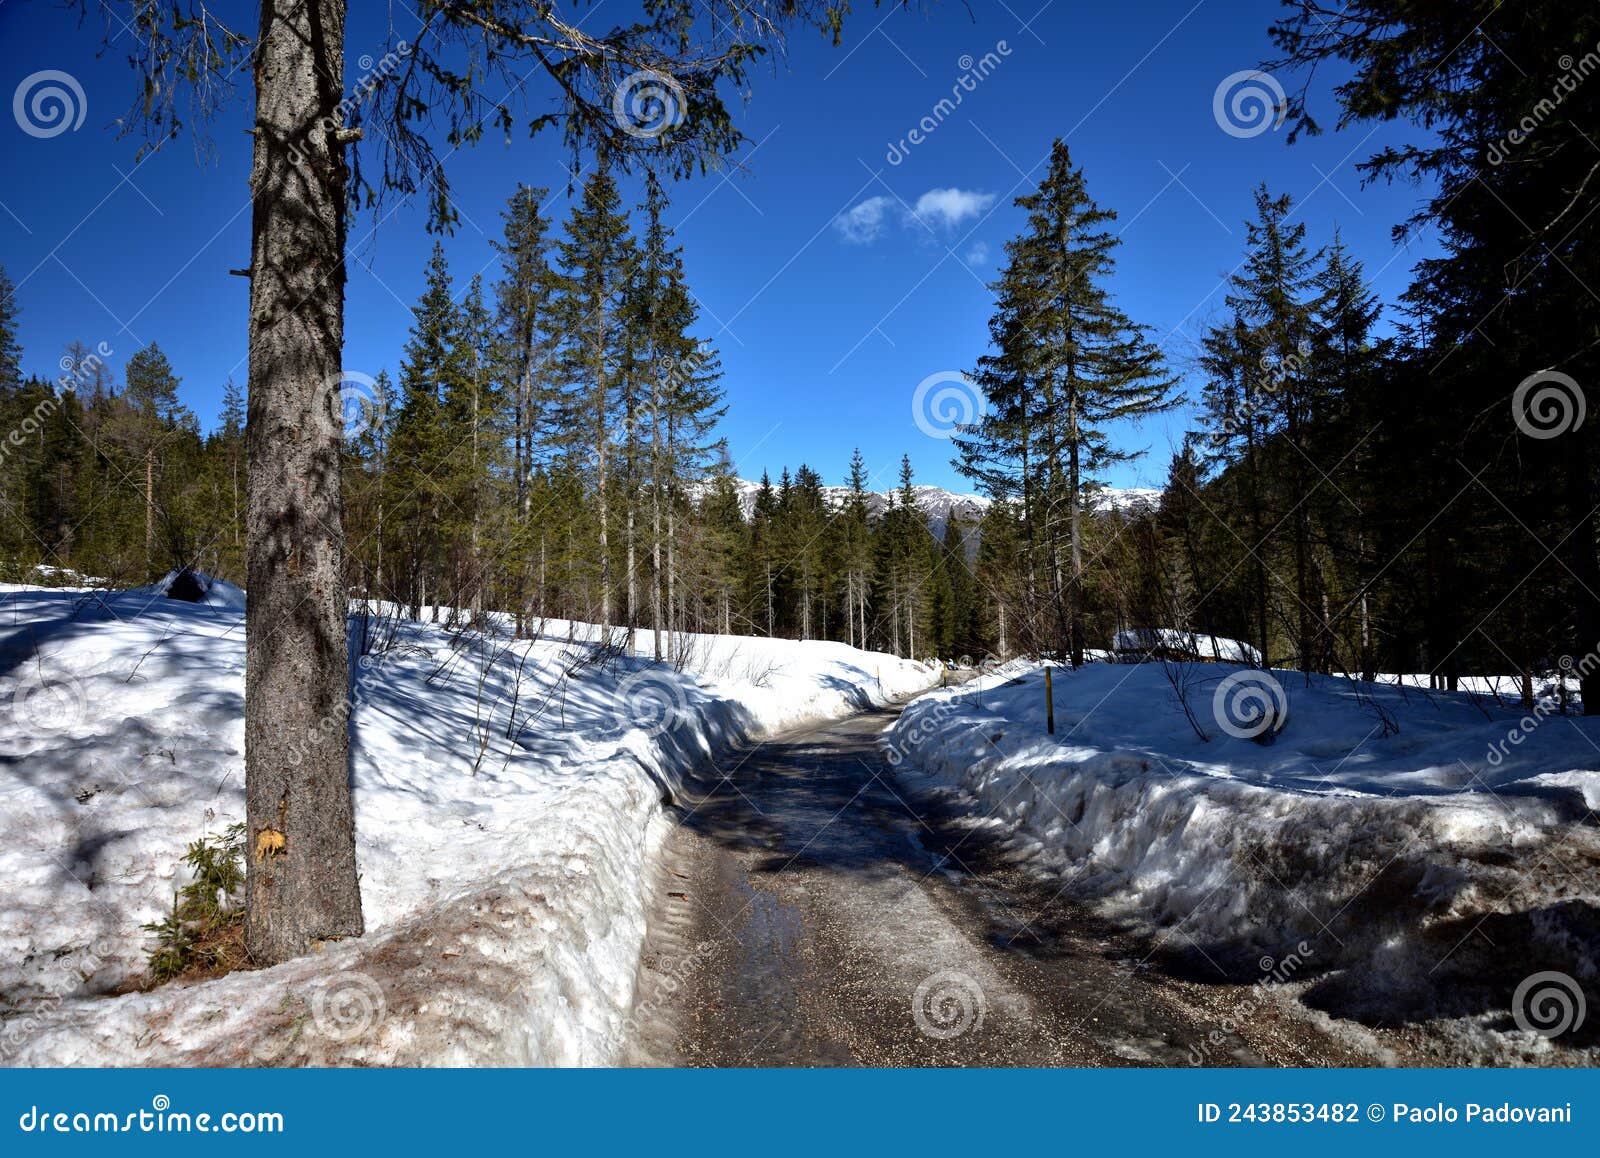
[0,586,932,1065]
[887,661,1600,1061]
[137,568,247,610]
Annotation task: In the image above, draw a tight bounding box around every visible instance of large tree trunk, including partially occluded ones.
[243,0,364,965]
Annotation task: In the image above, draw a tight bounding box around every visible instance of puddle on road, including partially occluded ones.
[728,876,805,1013]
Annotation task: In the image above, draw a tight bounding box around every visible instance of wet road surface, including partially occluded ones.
[624,701,1369,1067]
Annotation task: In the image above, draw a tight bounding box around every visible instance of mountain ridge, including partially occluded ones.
[713,478,1161,538]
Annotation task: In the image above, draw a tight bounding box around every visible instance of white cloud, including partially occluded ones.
[832,196,894,244]
[833,187,997,245]
[965,241,991,266]
[908,188,996,231]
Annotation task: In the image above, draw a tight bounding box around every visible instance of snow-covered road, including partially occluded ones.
[623,705,1374,1067]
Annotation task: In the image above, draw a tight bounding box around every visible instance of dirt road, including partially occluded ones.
[624,702,1375,1067]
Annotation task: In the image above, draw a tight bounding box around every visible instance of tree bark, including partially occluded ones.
[242,0,364,964]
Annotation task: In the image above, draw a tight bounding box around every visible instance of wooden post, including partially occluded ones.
[1045,667,1055,734]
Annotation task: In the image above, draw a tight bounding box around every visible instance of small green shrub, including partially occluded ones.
[143,822,248,982]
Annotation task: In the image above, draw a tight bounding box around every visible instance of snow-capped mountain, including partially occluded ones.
[714,479,1159,537]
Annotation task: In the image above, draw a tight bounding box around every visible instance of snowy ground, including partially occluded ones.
[0,577,933,1065]
[886,660,1600,1064]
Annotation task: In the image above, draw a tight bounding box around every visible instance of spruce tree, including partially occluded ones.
[840,448,874,648]
[956,140,1177,663]
[120,342,193,573]
[0,263,20,391]
[453,273,498,616]
[555,167,636,628]
[391,242,467,616]
[217,379,247,571]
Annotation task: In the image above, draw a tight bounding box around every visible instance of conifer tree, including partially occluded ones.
[875,456,932,658]
[840,448,874,648]
[956,140,1177,663]
[555,167,636,628]
[630,180,725,653]
[0,263,20,391]
[454,273,498,616]
[391,242,467,617]
[490,184,562,629]
[120,342,193,573]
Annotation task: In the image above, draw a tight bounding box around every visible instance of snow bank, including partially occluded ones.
[0,587,932,1065]
[887,661,1600,1062]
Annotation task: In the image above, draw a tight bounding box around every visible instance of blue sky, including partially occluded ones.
[0,0,1434,494]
